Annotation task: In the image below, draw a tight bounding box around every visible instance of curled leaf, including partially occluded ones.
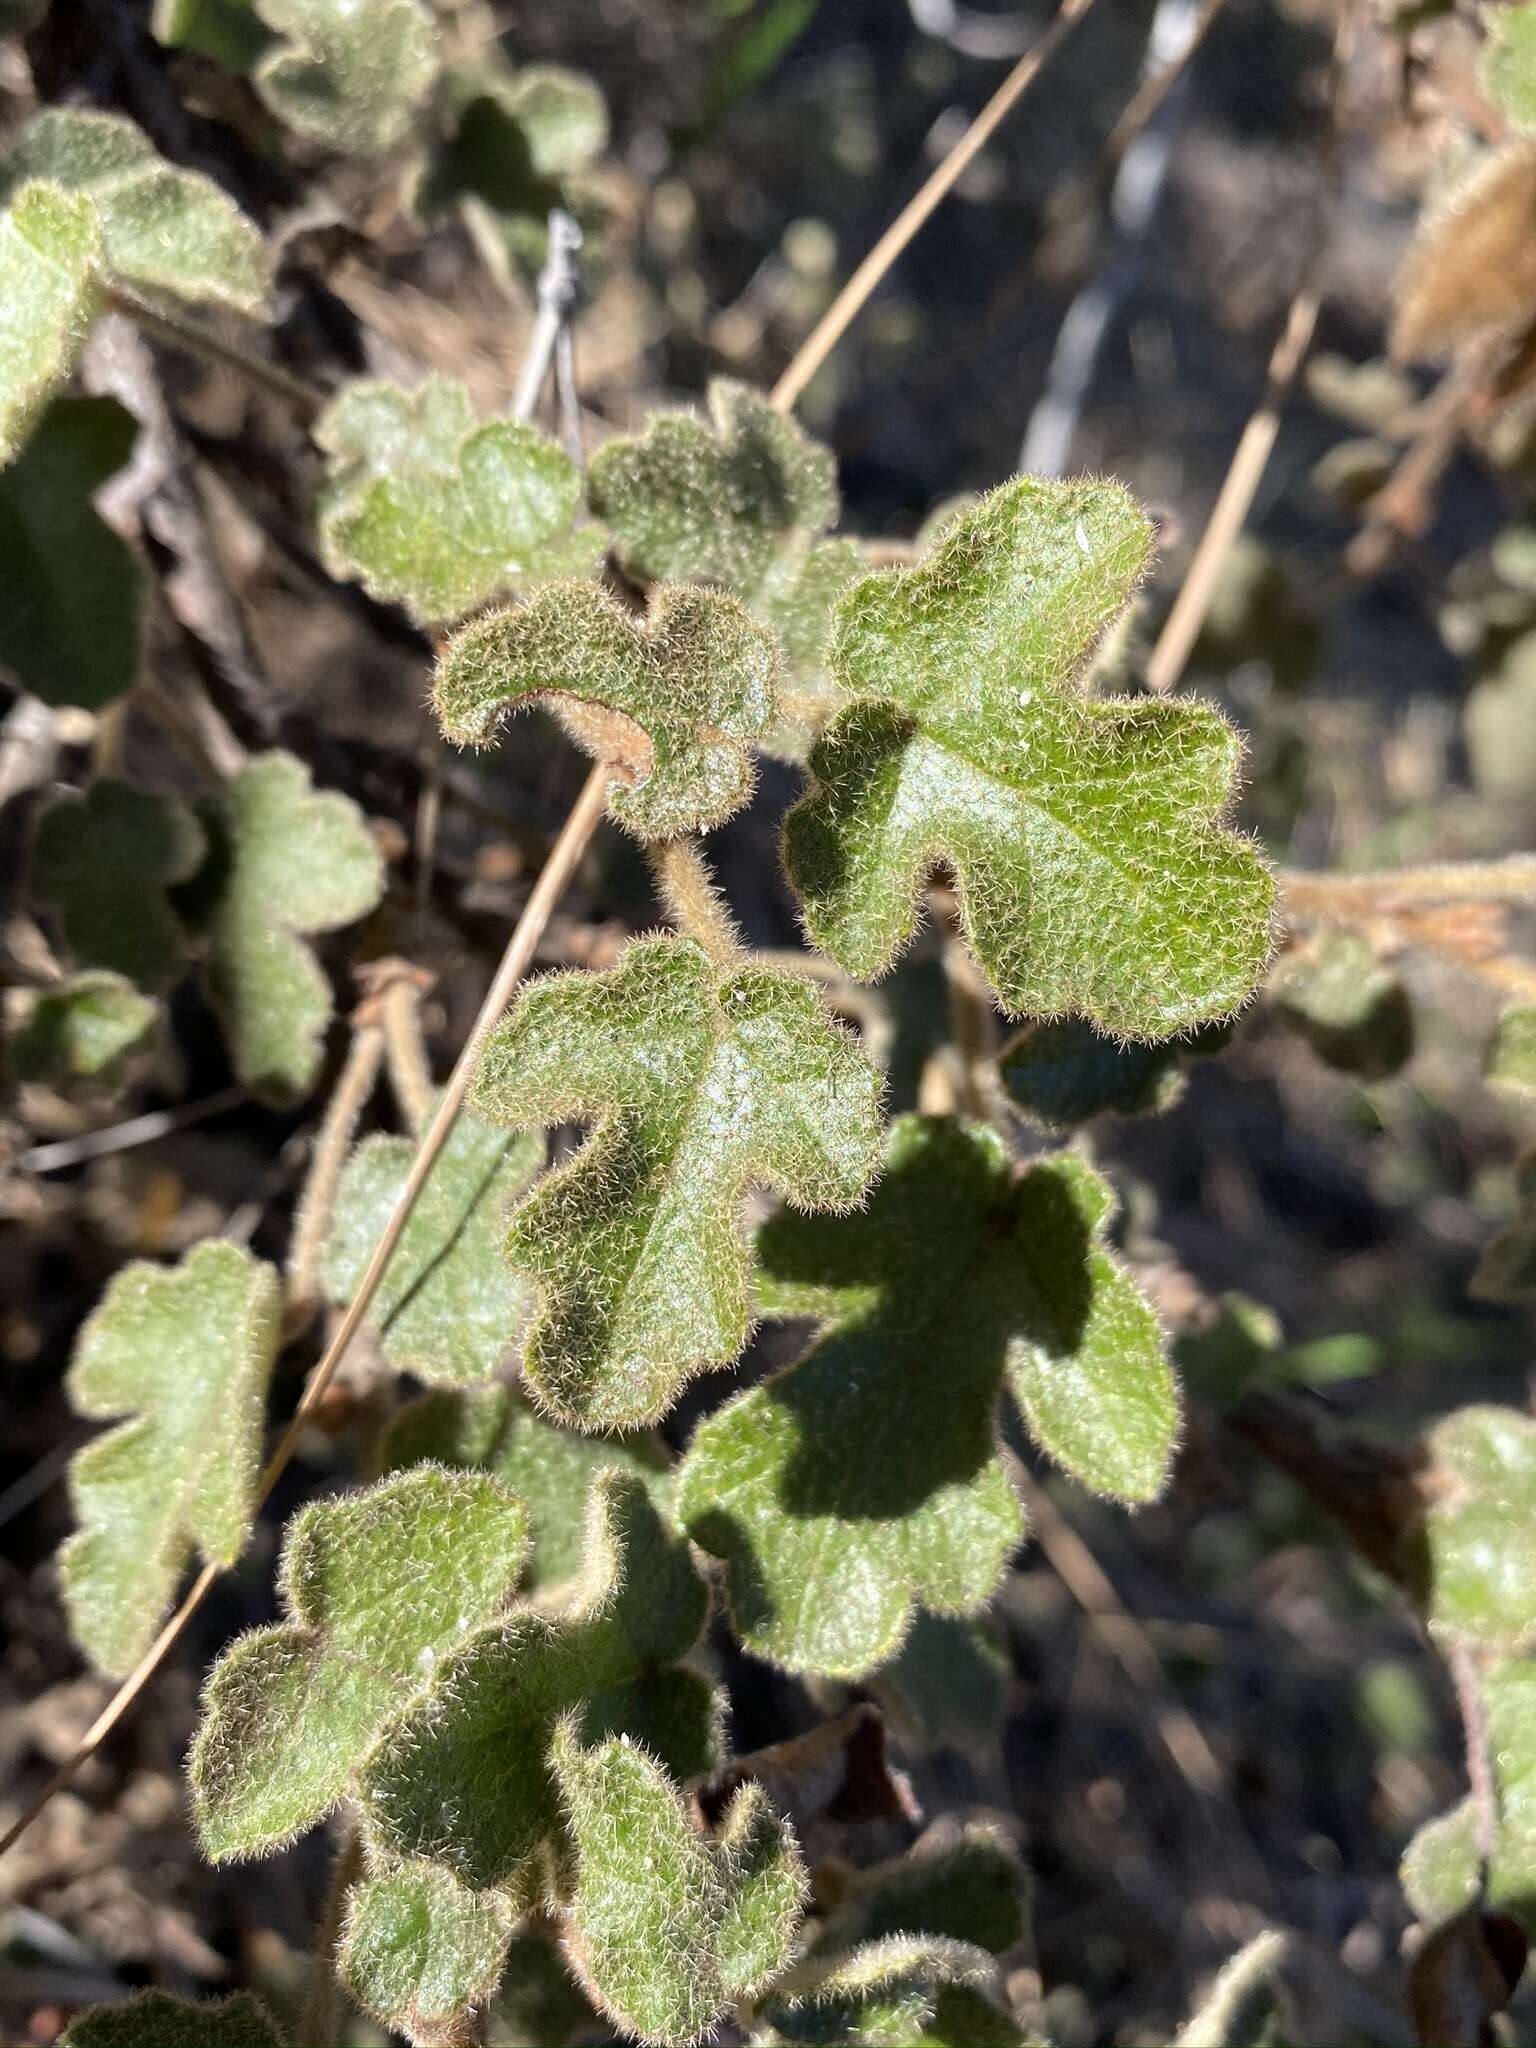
[436,581,777,841]
[61,1241,281,1677]
[678,1115,1172,1678]
[470,933,882,1430]
[783,478,1275,1038]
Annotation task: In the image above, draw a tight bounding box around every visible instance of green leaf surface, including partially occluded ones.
[752,1936,1021,2047]
[152,0,273,71]
[782,478,1275,1037]
[870,1611,1009,1750]
[999,1014,1230,1131]
[191,1467,529,1861]
[756,535,865,760]
[189,750,384,1101]
[1272,930,1414,1080]
[253,0,438,155]
[1402,1658,1536,1934]
[1484,2,1536,131]
[8,970,158,1088]
[341,1860,515,2047]
[61,1241,280,1677]
[315,377,599,624]
[323,1108,544,1388]
[818,1826,1028,1960]
[383,1383,671,1591]
[61,1992,286,2047]
[33,778,204,991]
[678,1114,1172,1677]
[0,185,103,467]
[0,108,269,312]
[436,581,777,842]
[1417,1406,1536,1654]
[589,379,837,595]
[0,395,145,708]
[1489,1006,1536,1097]
[554,1723,805,2047]
[360,1471,720,1895]
[470,933,882,1430]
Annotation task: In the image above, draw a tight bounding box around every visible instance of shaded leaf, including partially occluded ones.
[751,1935,1022,2047]
[436,581,777,842]
[1484,3,1536,132]
[360,1471,720,1895]
[0,393,143,708]
[0,182,103,468]
[1403,1659,1536,1935]
[1407,1904,1528,2046]
[870,1611,1009,1751]
[678,1114,1171,1677]
[32,778,204,991]
[1272,931,1413,1080]
[818,1824,1028,1961]
[253,0,438,156]
[190,1466,529,1860]
[554,1722,805,2047]
[189,749,384,1101]
[1474,1151,1536,1303]
[699,1704,918,1848]
[341,1860,515,2048]
[151,0,272,71]
[999,1014,1230,1131]
[1391,144,1536,362]
[61,1992,286,2047]
[323,1107,544,1388]
[8,970,158,1089]
[382,1382,671,1591]
[782,478,1275,1038]
[61,1240,281,1677]
[315,376,600,625]
[471,933,882,1430]
[0,107,269,311]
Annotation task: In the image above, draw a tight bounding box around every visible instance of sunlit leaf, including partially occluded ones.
[0,183,102,468]
[1403,1658,1536,1935]
[1418,1406,1536,1654]
[1484,3,1536,132]
[341,1860,516,2048]
[253,0,438,156]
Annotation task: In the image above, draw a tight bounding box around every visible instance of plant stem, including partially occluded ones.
[649,835,743,964]
[17,1085,248,1175]
[768,0,1105,415]
[0,762,612,1871]
[381,975,436,1135]
[1280,856,1536,914]
[286,1019,386,1317]
[1449,1642,1498,1890]
[105,288,325,425]
[514,210,585,423]
[298,1826,364,2048]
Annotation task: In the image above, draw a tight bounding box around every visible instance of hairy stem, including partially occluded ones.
[287,1019,386,1318]
[1280,856,1536,914]
[1450,1642,1498,1891]
[381,975,436,1135]
[649,835,743,964]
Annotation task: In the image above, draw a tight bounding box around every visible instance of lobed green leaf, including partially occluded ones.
[187,749,384,1101]
[816,1825,1027,1961]
[253,0,438,155]
[1272,930,1413,1080]
[315,376,600,624]
[61,1241,281,1677]
[0,181,101,466]
[678,1114,1172,1677]
[0,393,144,708]
[436,581,777,842]
[1417,1406,1536,1654]
[61,1992,286,2047]
[1402,1658,1536,1934]
[382,1382,671,1591]
[553,1722,805,2047]
[470,933,883,1430]
[341,1860,516,2047]
[360,1470,720,1895]
[999,1014,1230,1131]
[751,1935,1024,2047]
[323,1108,544,1388]
[782,477,1276,1038]
[32,777,204,992]
[190,1466,529,1861]
[8,970,158,1090]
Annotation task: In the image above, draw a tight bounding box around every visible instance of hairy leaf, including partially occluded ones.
[8,970,158,1089]
[383,1383,671,1591]
[0,393,144,707]
[1272,930,1413,1080]
[61,1240,281,1677]
[1174,1931,1290,2048]
[1392,145,1536,362]
[751,1936,1022,2047]
[0,181,101,465]
[588,379,837,594]
[1484,3,1536,131]
[323,1108,544,1388]
[191,1466,529,1860]
[61,1992,286,2047]
[253,0,438,155]
[471,933,882,1429]
[342,1860,515,2048]
[818,1825,1027,1960]
[360,1471,720,1894]
[436,582,777,842]
[33,778,204,991]
[189,750,384,1101]
[0,108,268,312]
[999,1015,1229,1131]
[782,478,1275,1037]
[315,377,600,624]
[1403,1658,1536,1934]
[553,1723,805,2047]
[678,1115,1171,1677]
[1418,1406,1536,1653]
